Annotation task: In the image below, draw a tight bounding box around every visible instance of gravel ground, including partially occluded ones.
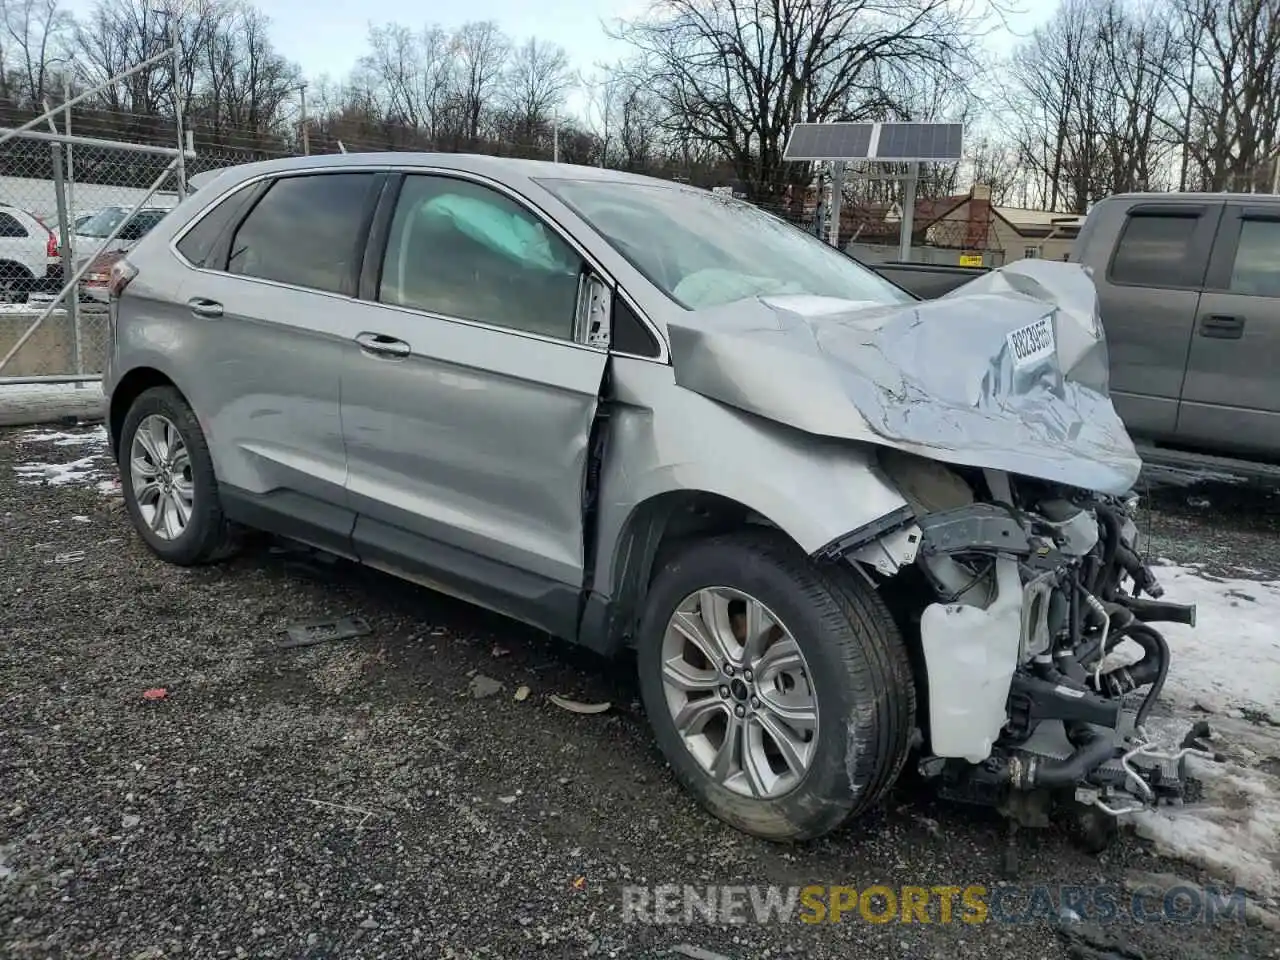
[2,424,1278,960]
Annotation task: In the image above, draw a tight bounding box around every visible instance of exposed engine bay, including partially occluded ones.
[859,449,1210,840]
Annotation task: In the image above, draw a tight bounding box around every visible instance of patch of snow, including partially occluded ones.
[13,454,106,487]
[1125,565,1280,900]
[18,425,107,447]
[1155,564,1280,717]
[1130,733,1280,899]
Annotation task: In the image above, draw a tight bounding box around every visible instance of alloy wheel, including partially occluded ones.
[129,413,195,540]
[660,587,819,799]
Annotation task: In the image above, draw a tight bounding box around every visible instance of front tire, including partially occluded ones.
[636,530,916,841]
[118,386,240,565]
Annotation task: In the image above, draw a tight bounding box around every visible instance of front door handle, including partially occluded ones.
[187,297,223,319]
[1199,314,1245,339]
[355,331,411,359]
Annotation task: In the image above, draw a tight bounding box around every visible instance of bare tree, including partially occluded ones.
[612,0,990,200]
[201,3,299,145]
[3,0,72,105]
[580,63,622,166]
[360,22,456,142]
[967,136,1021,204]
[1176,0,1280,190]
[501,37,572,147]
[452,20,508,143]
[1005,0,1116,211]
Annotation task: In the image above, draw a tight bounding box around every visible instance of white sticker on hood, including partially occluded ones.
[1007,315,1056,368]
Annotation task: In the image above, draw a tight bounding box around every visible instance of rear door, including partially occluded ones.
[169,169,384,555]
[338,171,609,640]
[1177,203,1280,457]
[1092,201,1222,440]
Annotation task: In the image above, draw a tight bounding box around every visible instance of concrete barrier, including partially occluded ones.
[0,305,109,378]
[0,381,105,426]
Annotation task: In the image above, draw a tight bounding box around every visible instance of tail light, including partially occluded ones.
[84,251,123,288]
[46,229,58,259]
[108,258,138,299]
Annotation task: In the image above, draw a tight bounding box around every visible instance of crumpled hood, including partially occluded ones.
[665,259,1142,495]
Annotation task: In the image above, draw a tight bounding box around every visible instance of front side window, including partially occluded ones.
[379,175,584,341]
[227,173,377,295]
[1228,218,1280,297]
[537,178,914,310]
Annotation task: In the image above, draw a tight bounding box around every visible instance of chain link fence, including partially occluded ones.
[0,130,189,383]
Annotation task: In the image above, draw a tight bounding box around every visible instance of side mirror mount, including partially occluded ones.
[576,271,612,349]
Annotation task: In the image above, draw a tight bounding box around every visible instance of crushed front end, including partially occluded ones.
[863,449,1210,831]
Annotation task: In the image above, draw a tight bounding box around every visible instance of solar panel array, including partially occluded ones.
[783,123,874,162]
[783,121,963,162]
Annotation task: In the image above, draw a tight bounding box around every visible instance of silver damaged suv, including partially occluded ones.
[103,153,1202,843]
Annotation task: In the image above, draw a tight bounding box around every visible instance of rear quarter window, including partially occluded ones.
[175,183,262,269]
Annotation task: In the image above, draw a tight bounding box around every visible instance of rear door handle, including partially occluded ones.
[187,297,223,319]
[1199,314,1245,339]
[355,331,411,359]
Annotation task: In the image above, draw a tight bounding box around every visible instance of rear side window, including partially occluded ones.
[227,173,377,295]
[1110,213,1200,286]
[1228,219,1280,297]
[0,212,28,238]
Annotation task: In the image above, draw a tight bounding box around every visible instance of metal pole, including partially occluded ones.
[49,144,81,383]
[62,72,83,388]
[63,72,74,223]
[1180,44,1196,193]
[553,113,560,163]
[899,163,918,261]
[0,46,178,149]
[167,14,187,200]
[828,161,845,248]
[0,127,194,156]
[300,83,310,155]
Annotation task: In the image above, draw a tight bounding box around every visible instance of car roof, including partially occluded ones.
[195,151,684,192]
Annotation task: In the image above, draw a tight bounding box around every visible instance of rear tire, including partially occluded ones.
[0,262,34,304]
[636,529,916,841]
[118,386,241,565]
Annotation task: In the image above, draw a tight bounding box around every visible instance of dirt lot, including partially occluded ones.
[1,423,1278,959]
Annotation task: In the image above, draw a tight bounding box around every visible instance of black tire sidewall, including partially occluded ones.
[636,533,904,841]
[0,267,32,304]
[118,386,225,565]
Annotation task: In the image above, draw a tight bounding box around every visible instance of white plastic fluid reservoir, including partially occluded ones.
[918,556,1023,763]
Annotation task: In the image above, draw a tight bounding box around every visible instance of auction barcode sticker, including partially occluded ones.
[1006,316,1056,368]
